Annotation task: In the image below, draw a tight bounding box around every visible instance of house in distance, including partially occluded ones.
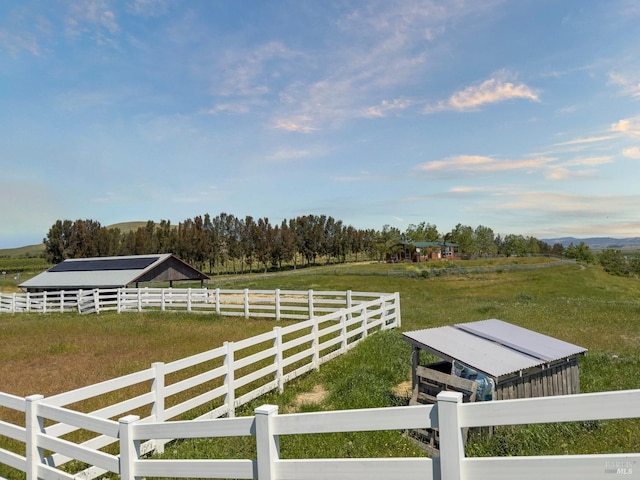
[19,254,210,293]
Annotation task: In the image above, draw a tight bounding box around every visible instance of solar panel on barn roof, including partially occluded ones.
[49,256,160,272]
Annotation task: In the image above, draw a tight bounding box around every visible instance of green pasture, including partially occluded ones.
[1,260,640,478]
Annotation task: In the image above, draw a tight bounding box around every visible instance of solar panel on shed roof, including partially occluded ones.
[49,256,160,272]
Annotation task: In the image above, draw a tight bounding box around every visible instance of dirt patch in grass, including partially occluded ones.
[288,384,328,411]
[392,380,413,399]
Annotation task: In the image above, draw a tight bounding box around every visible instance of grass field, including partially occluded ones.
[1,259,640,478]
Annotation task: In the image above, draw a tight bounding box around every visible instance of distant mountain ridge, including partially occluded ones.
[542,237,640,249]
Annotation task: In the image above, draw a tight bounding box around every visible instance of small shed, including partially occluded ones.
[19,254,210,292]
[403,319,587,402]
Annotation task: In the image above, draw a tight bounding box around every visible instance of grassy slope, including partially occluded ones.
[1,261,639,478]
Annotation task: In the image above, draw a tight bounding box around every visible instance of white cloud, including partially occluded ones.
[623,146,640,159]
[417,154,551,174]
[608,72,640,99]
[65,0,119,41]
[362,98,413,118]
[426,74,539,112]
[611,117,640,136]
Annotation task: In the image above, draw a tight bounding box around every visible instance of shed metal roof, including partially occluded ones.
[19,254,209,290]
[403,319,587,380]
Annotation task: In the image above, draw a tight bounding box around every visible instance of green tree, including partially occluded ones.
[564,242,595,264]
[598,249,629,276]
[449,223,474,255]
[404,222,439,242]
[473,225,497,256]
[43,219,74,263]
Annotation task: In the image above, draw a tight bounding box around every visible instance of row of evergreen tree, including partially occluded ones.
[43,214,564,273]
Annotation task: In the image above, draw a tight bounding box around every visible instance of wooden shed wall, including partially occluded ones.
[135,258,207,283]
[493,356,580,400]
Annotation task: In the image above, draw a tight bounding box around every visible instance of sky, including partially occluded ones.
[1,0,640,249]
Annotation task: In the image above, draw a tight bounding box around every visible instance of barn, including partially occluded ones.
[19,254,210,293]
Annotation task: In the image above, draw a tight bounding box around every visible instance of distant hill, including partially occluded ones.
[542,237,640,249]
[106,221,148,234]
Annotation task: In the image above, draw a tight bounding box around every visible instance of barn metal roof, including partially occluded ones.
[19,254,208,290]
[403,319,587,380]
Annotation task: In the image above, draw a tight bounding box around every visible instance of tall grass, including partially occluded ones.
[1,260,640,479]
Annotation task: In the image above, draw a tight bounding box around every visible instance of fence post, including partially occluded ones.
[60,290,65,312]
[346,290,353,320]
[137,289,142,312]
[437,391,464,480]
[308,289,314,319]
[244,288,250,318]
[274,327,284,393]
[215,288,221,314]
[394,292,402,328]
[187,287,192,312]
[255,405,280,480]
[26,291,31,313]
[161,288,166,311]
[119,414,141,480]
[77,289,83,314]
[151,362,166,453]
[93,289,100,314]
[311,316,319,371]
[341,313,348,353]
[25,394,44,480]
[361,304,368,341]
[43,291,47,313]
[275,289,281,321]
[12,292,16,313]
[224,341,235,418]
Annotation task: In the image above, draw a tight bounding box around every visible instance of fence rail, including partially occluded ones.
[0,289,400,480]
[0,287,390,317]
[117,389,640,480]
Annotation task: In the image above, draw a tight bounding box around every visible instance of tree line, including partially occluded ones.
[43,215,567,274]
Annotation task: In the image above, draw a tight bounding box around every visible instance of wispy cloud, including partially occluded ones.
[417,154,551,174]
[264,149,312,163]
[611,116,640,136]
[65,0,119,44]
[362,98,413,118]
[608,72,640,98]
[623,146,640,159]
[417,153,611,181]
[426,73,539,113]
[554,135,618,146]
[272,1,504,131]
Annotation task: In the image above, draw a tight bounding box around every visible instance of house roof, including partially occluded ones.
[399,241,458,248]
[19,254,209,290]
[402,319,587,380]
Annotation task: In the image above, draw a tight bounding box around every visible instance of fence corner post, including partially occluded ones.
[437,391,464,480]
[25,394,44,480]
[394,292,401,328]
[119,414,141,480]
[255,404,280,480]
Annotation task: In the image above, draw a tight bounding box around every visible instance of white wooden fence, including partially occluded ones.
[0,287,391,317]
[0,291,401,479]
[4,388,640,480]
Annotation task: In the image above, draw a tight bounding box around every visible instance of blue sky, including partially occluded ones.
[1,1,640,249]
